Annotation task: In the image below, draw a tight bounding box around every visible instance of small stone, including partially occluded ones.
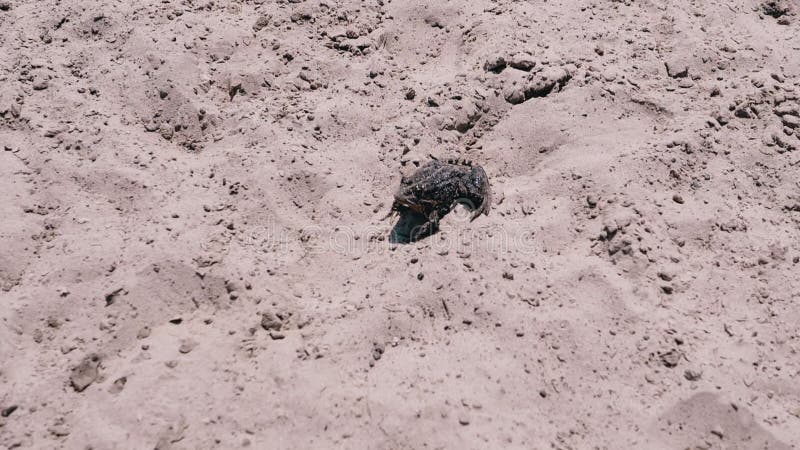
[586,195,598,208]
[603,220,618,236]
[49,424,71,437]
[417,273,424,280]
[525,67,571,98]
[178,339,198,354]
[371,343,383,360]
[782,114,799,129]
[714,111,730,125]
[1,405,18,417]
[159,123,174,140]
[136,326,151,339]
[504,87,525,105]
[260,311,282,331]
[661,285,674,295]
[405,88,416,100]
[70,354,101,392]
[109,376,127,394]
[32,79,49,91]
[594,44,605,56]
[165,360,179,368]
[105,287,124,306]
[672,194,684,204]
[252,14,272,32]
[225,280,242,293]
[483,56,507,73]
[710,427,724,439]
[458,414,470,425]
[665,60,689,78]
[678,79,694,89]
[508,54,536,72]
[0,2,11,11]
[269,331,286,340]
[774,104,799,116]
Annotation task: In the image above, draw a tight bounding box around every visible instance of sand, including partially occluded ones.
[1,0,800,448]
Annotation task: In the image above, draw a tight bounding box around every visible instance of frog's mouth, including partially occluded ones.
[395,195,440,215]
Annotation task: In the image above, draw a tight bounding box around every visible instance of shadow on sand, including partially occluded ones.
[388,212,435,244]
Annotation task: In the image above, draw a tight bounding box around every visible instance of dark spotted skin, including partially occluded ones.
[389,157,491,239]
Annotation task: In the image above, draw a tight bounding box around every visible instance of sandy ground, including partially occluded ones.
[2,0,800,448]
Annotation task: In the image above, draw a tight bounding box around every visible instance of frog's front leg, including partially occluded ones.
[410,210,441,241]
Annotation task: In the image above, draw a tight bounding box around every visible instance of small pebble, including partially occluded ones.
[33,79,49,91]
[261,312,282,331]
[137,326,151,339]
[179,339,198,354]
[1,405,18,417]
[483,56,506,73]
[665,60,689,78]
[269,331,286,340]
[70,354,101,392]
